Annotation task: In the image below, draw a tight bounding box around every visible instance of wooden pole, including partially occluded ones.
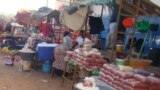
[127,0,141,61]
[84,8,89,37]
[97,5,104,48]
[110,0,123,61]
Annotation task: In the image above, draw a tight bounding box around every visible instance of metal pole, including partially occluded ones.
[84,8,89,37]
[127,0,141,61]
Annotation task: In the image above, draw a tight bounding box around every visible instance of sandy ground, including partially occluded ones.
[0,55,71,90]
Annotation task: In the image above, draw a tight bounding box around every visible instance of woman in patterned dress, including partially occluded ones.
[52,31,72,75]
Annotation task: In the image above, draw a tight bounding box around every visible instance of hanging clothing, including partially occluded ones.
[89,16,104,34]
[63,36,73,49]
[60,7,88,31]
[40,21,52,37]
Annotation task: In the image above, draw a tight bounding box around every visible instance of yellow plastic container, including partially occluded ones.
[22,61,31,71]
[116,45,124,53]
[129,58,152,69]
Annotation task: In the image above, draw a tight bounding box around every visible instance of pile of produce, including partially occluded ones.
[66,49,106,70]
[99,64,160,90]
[0,32,8,37]
[1,47,19,55]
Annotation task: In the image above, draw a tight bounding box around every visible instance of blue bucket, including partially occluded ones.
[42,62,52,73]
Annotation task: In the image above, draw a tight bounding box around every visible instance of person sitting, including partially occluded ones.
[72,30,90,48]
[63,31,73,50]
[52,31,72,76]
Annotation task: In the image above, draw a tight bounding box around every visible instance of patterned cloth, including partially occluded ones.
[52,44,71,73]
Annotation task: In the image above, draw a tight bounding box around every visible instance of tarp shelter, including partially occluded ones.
[118,0,160,16]
[31,7,53,21]
[60,0,113,31]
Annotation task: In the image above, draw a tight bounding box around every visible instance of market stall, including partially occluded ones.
[57,0,160,90]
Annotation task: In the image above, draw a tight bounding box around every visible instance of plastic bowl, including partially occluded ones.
[136,20,150,33]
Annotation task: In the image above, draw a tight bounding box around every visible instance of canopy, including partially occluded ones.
[65,0,113,14]
[118,0,160,16]
[31,7,53,20]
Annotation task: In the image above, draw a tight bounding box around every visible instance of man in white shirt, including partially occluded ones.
[73,30,90,48]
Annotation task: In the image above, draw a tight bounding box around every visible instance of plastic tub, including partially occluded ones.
[129,58,152,69]
[37,43,58,61]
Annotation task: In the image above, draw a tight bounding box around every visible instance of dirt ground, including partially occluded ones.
[0,55,71,90]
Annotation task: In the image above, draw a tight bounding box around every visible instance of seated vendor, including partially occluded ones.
[73,30,90,48]
[63,31,73,50]
[52,31,72,76]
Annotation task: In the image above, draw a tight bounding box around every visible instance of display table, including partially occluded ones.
[61,50,107,90]
[61,58,92,90]
[37,43,58,61]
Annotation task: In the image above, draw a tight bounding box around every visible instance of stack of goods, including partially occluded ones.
[66,48,106,70]
[75,77,99,90]
[99,64,160,90]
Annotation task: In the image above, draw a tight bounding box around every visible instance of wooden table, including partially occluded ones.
[61,58,92,90]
